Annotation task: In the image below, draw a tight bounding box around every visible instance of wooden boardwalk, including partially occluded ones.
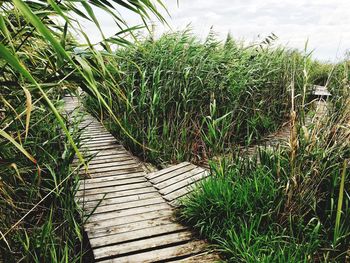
[63,96,217,262]
[146,163,209,205]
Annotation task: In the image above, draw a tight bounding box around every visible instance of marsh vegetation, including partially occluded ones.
[0,1,349,262]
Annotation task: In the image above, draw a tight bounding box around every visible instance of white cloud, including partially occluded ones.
[78,0,350,61]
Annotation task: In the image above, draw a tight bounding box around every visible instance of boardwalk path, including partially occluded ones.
[63,96,217,262]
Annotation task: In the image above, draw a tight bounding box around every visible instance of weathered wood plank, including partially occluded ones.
[81,139,117,146]
[159,171,209,195]
[170,253,221,262]
[81,148,127,156]
[77,160,137,173]
[98,240,207,263]
[89,223,188,248]
[78,177,147,190]
[85,203,171,223]
[163,185,196,202]
[73,152,130,163]
[73,155,131,165]
[149,164,197,185]
[81,141,118,148]
[79,163,141,175]
[72,155,133,166]
[84,209,174,231]
[81,134,115,141]
[154,167,206,190]
[93,231,193,260]
[79,124,102,129]
[146,162,191,180]
[80,145,123,151]
[83,128,108,133]
[312,85,331,96]
[81,148,126,155]
[76,186,158,202]
[83,197,165,215]
[82,192,161,209]
[81,131,111,137]
[78,168,145,179]
[79,171,145,184]
[80,159,137,170]
[76,181,152,197]
[88,215,176,239]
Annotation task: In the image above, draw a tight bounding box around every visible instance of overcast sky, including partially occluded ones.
[79,0,350,62]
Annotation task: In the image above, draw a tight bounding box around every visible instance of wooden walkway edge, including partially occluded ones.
[63,96,218,262]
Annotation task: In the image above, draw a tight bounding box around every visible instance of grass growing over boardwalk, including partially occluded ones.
[179,92,350,262]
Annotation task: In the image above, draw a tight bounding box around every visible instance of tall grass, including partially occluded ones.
[1,0,166,260]
[85,31,325,165]
[179,67,350,261]
[0,93,85,262]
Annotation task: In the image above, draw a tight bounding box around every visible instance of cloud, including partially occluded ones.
[78,0,350,61]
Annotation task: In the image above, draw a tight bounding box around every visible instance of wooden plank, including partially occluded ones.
[84,209,174,231]
[79,171,145,184]
[79,159,137,171]
[81,136,118,145]
[92,148,128,156]
[149,164,197,185]
[81,139,117,145]
[76,181,152,197]
[79,125,104,131]
[93,231,193,260]
[163,185,196,202]
[79,168,145,179]
[85,156,133,165]
[80,127,105,132]
[81,147,126,154]
[154,167,206,190]
[80,129,111,134]
[81,120,101,125]
[79,163,142,175]
[84,128,107,133]
[80,145,123,151]
[82,159,139,169]
[89,223,187,248]
[81,140,118,147]
[72,155,133,166]
[73,155,132,166]
[79,123,102,128]
[81,134,115,141]
[77,160,137,172]
[81,118,98,122]
[160,171,208,195]
[83,122,104,126]
[81,131,111,137]
[82,192,161,209]
[86,203,171,223]
[77,186,158,202]
[84,197,165,215]
[78,177,147,190]
[146,162,191,180]
[88,215,177,239]
[169,253,220,262]
[81,115,97,120]
[88,151,130,158]
[81,148,127,156]
[312,85,331,96]
[75,151,130,160]
[98,240,206,263]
